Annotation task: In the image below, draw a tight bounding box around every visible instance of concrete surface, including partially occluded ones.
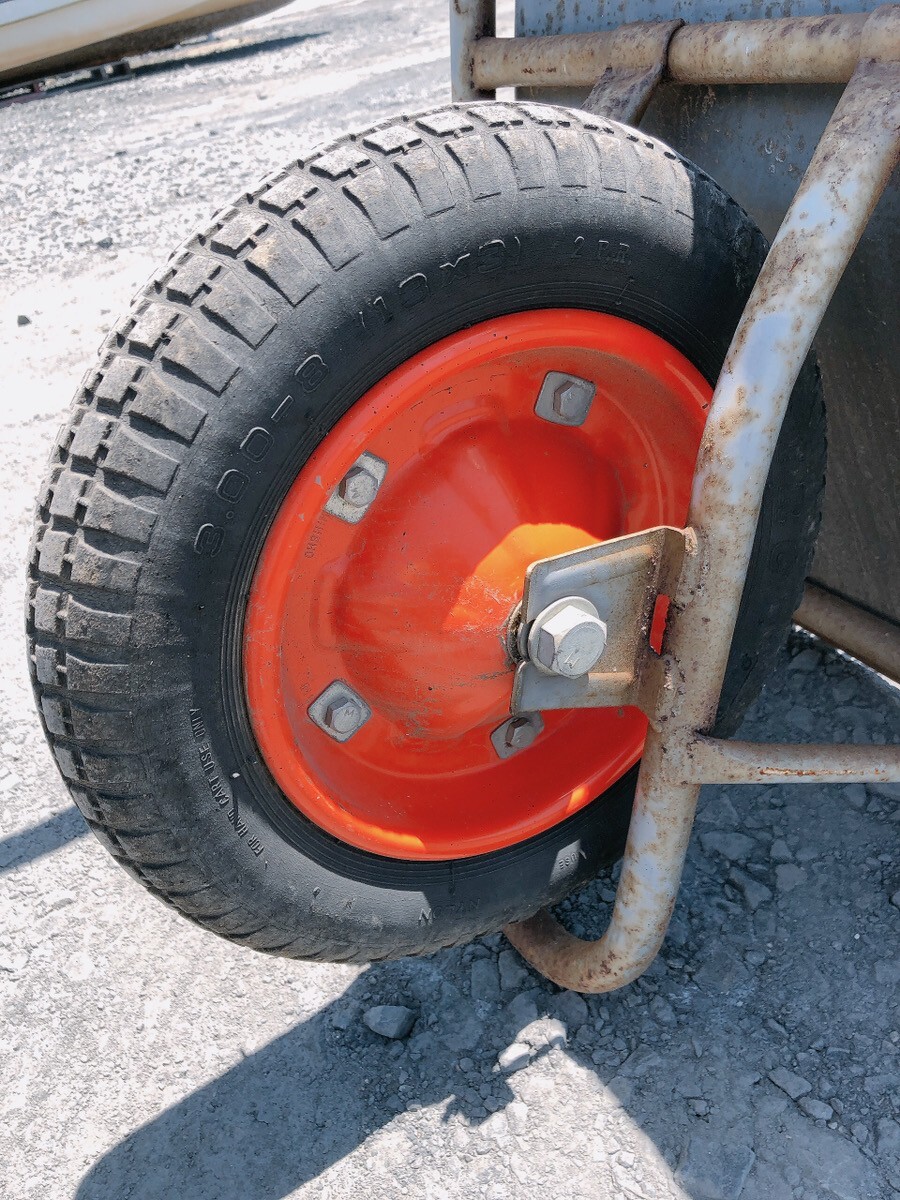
[1,2,899,1198]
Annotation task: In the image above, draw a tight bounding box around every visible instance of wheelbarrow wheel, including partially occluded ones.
[28,103,824,961]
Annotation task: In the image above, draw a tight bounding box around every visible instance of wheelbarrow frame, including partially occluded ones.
[449,0,900,992]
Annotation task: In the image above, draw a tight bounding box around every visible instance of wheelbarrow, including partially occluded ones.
[26,0,900,991]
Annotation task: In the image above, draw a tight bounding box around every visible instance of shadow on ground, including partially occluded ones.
[0,806,88,875]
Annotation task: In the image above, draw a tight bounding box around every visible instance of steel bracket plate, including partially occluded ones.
[511,525,688,717]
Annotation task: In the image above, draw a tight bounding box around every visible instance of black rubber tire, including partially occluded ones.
[27,102,824,962]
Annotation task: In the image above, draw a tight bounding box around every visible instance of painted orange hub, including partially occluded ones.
[243,310,710,860]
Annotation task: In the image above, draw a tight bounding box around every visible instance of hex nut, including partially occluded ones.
[505,716,538,751]
[338,466,379,509]
[553,380,592,422]
[324,696,364,736]
[490,713,544,759]
[531,600,607,678]
[308,681,372,742]
[535,372,596,426]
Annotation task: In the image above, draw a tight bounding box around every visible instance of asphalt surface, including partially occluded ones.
[1,2,899,1198]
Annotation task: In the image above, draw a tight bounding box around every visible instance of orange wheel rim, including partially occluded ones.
[243,310,710,860]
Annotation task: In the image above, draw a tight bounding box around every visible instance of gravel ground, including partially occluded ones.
[1,2,899,1198]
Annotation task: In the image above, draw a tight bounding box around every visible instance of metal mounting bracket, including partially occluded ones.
[582,20,683,125]
[511,526,689,718]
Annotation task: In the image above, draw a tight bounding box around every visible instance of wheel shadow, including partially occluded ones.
[0,806,88,875]
[73,955,528,1200]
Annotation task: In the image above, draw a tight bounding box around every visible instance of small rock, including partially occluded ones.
[877,1118,900,1163]
[362,1004,417,1040]
[844,783,867,809]
[552,990,588,1031]
[729,867,772,912]
[799,1097,833,1122]
[505,992,539,1031]
[497,1042,531,1073]
[470,957,500,1002]
[17,314,31,326]
[330,1006,354,1031]
[607,1075,634,1105]
[619,1045,661,1078]
[694,947,751,993]
[768,1067,812,1100]
[789,1122,881,1198]
[676,1072,705,1099]
[851,1123,869,1144]
[875,960,900,985]
[690,1098,710,1117]
[518,1017,567,1051]
[790,648,821,672]
[766,1018,787,1037]
[775,864,807,893]
[677,1134,755,1200]
[891,890,900,910]
[95,235,114,249]
[788,705,814,731]
[497,948,528,992]
[700,831,756,862]
[506,1099,529,1134]
[695,793,740,827]
[649,995,676,1025]
[770,838,792,862]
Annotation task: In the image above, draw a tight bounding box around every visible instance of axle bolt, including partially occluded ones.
[338,465,379,509]
[528,597,607,678]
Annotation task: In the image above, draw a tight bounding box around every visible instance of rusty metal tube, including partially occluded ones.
[685,736,900,784]
[505,44,900,993]
[796,582,900,683]
[668,13,870,84]
[471,11,893,90]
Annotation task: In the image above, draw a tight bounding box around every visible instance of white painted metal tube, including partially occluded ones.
[471,10,897,90]
[685,737,900,785]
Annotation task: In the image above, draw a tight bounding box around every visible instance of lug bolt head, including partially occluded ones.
[309,680,371,742]
[324,696,364,735]
[535,372,596,426]
[338,465,379,509]
[553,379,592,422]
[491,712,544,759]
[505,716,538,751]
[530,598,608,678]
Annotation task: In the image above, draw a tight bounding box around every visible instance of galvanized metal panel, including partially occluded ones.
[516,0,900,630]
